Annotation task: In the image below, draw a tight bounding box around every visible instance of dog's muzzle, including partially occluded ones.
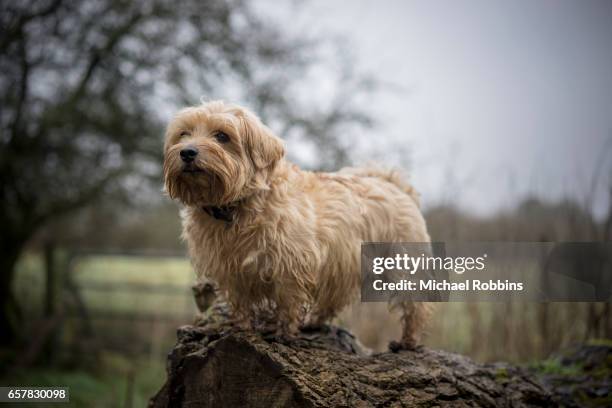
[180,146,205,173]
[180,146,198,163]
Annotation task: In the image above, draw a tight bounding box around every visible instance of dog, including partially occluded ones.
[163,101,432,349]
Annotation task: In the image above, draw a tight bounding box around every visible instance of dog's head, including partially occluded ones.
[163,101,285,206]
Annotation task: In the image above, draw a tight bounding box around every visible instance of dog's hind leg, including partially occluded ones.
[390,301,433,351]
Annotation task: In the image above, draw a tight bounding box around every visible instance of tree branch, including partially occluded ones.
[0,0,64,53]
[9,31,31,139]
[70,11,145,102]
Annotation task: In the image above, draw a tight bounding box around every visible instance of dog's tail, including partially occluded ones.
[341,167,421,207]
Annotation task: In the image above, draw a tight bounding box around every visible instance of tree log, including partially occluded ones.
[149,303,559,407]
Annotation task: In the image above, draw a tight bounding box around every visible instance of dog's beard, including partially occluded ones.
[163,147,248,206]
[164,153,218,206]
[165,172,219,206]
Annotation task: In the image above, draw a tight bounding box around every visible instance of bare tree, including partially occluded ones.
[0,0,374,345]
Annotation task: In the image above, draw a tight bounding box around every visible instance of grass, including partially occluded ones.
[6,252,193,406]
[530,357,584,377]
[8,251,605,368]
[4,248,606,407]
[2,353,166,408]
[75,256,194,315]
[14,252,196,317]
[74,256,192,286]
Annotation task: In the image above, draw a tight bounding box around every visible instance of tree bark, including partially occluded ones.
[150,304,554,407]
[0,244,23,346]
[0,229,29,347]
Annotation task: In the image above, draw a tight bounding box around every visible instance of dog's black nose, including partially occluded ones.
[180,146,198,163]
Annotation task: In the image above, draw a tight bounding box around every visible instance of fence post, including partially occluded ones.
[124,369,135,408]
[44,241,58,362]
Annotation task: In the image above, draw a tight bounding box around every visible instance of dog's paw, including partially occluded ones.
[300,322,330,333]
[388,340,422,353]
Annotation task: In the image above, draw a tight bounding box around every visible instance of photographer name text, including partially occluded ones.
[370,254,524,292]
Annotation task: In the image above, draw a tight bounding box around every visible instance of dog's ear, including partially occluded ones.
[239,111,285,169]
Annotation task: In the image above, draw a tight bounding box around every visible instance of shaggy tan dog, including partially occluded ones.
[164,101,432,349]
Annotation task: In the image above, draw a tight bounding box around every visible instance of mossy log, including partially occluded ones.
[150,303,557,407]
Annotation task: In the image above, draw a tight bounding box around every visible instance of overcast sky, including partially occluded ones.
[259,0,612,218]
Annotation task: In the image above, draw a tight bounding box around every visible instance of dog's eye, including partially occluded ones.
[179,131,191,138]
[214,131,230,143]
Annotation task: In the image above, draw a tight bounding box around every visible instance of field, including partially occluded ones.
[9,252,196,407]
[7,251,601,405]
[14,252,195,316]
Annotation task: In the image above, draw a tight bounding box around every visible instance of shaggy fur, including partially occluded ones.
[164,101,432,348]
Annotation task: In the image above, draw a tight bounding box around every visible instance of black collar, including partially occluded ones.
[202,202,240,223]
